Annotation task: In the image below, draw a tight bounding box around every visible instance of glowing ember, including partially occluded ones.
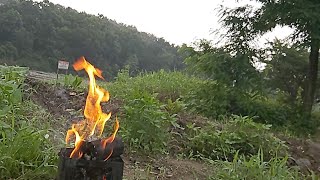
[65,56,119,160]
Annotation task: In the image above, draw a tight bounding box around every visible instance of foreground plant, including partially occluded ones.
[212,150,307,180]
[187,116,287,160]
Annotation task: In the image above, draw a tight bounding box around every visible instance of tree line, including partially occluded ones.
[0,0,184,78]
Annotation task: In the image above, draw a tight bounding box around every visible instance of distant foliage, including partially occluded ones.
[0,0,183,77]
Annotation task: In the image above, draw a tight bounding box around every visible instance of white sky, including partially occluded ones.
[39,0,293,46]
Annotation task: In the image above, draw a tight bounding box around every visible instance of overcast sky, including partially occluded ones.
[38,0,293,46]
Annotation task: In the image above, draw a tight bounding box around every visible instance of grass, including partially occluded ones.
[1,65,319,179]
[0,65,58,179]
[211,150,306,180]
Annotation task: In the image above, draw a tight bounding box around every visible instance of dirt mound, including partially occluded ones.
[25,77,121,121]
[285,137,320,174]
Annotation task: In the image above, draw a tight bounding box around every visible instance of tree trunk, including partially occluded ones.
[303,40,319,114]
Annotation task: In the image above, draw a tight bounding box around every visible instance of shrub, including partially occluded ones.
[120,89,176,153]
[231,95,292,126]
[185,80,231,118]
[211,150,303,180]
[186,116,287,160]
[184,79,319,135]
[234,96,320,135]
[109,68,202,102]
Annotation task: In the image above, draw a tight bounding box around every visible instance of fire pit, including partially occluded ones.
[58,57,124,180]
[58,138,124,180]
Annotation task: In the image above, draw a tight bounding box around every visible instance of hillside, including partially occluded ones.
[0,0,183,78]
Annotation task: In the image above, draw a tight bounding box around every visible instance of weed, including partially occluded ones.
[211,150,305,180]
[120,89,175,153]
[186,116,287,161]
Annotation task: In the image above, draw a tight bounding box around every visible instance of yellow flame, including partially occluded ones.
[65,56,119,159]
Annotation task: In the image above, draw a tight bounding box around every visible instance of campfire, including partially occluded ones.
[58,57,124,180]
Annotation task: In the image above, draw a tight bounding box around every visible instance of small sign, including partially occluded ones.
[58,60,69,70]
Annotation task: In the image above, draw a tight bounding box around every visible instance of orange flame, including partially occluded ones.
[65,56,119,160]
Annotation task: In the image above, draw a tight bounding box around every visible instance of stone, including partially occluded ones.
[295,158,311,169]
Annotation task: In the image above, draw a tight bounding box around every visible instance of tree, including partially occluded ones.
[0,0,183,77]
[263,39,309,105]
[219,0,320,114]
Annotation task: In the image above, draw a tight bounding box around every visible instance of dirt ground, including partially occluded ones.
[25,76,320,179]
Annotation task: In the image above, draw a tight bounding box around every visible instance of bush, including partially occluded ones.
[211,150,304,180]
[109,68,202,102]
[120,89,176,153]
[109,69,203,153]
[234,96,320,135]
[185,80,231,118]
[186,116,286,160]
[184,79,319,135]
[231,95,292,126]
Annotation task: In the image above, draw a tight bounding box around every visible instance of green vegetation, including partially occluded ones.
[0,0,183,78]
[212,150,303,180]
[0,66,57,179]
[0,0,319,179]
[186,116,286,161]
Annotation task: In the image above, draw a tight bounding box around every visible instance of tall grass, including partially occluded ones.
[212,150,307,180]
[0,65,57,179]
[108,68,203,101]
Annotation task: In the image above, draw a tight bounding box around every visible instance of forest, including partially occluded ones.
[0,0,320,179]
[0,0,183,78]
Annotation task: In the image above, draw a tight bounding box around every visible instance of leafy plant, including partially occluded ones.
[120,89,176,153]
[186,116,287,160]
[0,125,57,179]
[62,74,83,89]
[185,80,230,118]
[211,150,304,180]
[0,65,57,179]
[109,68,202,102]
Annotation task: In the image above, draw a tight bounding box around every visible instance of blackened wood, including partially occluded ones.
[80,137,124,160]
[58,148,123,180]
[58,137,124,180]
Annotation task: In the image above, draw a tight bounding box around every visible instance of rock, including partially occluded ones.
[295,158,312,170]
[55,89,68,100]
